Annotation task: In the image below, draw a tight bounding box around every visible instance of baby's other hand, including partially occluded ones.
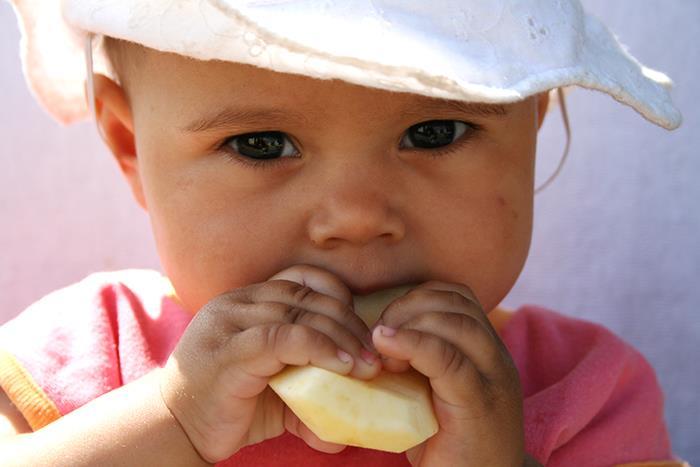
[159,265,380,463]
[372,282,526,466]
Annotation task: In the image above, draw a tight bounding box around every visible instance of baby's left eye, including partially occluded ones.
[223,131,299,160]
[400,120,473,150]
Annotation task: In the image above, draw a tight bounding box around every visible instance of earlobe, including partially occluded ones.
[91,74,147,210]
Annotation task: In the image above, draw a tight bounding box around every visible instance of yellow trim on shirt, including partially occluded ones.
[0,348,61,431]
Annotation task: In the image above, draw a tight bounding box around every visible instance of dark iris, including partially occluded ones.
[234,131,286,159]
[407,120,456,149]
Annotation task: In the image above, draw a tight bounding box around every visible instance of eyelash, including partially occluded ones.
[402,121,482,159]
[218,133,298,170]
[217,120,481,169]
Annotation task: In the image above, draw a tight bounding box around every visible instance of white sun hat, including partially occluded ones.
[8,0,681,129]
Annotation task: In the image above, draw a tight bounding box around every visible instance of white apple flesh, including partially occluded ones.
[268,285,438,452]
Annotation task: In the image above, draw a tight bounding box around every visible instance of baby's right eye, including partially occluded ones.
[223,131,299,161]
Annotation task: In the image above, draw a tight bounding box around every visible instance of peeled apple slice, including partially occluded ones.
[268,285,439,452]
[352,285,415,328]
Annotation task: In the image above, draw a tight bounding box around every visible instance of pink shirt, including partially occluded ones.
[0,270,683,466]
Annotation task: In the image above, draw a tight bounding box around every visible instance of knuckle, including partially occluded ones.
[439,342,464,378]
[281,281,340,316]
[262,323,297,361]
[291,284,315,305]
[284,305,306,323]
[255,324,276,351]
[273,322,299,348]
[413,330,434,355]
[262,323,284,355]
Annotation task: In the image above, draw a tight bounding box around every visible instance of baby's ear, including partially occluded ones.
[91,74,146,210]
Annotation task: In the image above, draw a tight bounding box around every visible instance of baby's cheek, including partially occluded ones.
[467,194,533,312]
[493,195,532,301]
[497,195,521,221]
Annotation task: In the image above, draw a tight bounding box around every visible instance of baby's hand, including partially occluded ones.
[159,265,380,463]
[372,282,525,466]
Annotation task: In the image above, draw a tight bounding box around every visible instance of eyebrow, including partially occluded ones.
[403,100,508,119]
[180,108,311,133]
[181,100,507,134]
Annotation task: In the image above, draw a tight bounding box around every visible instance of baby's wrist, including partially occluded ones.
[152,366,214,465]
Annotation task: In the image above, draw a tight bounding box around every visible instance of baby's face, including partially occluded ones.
[115,49,546,313]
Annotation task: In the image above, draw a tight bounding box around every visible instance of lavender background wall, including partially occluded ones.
[1,0,698,462]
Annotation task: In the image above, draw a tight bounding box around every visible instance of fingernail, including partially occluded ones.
[337,349,353,364]
[360,348,377,365]
[378,325,396,337]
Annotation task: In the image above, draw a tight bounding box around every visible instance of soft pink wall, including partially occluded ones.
[1,0,698,462]
[0,4,161,315]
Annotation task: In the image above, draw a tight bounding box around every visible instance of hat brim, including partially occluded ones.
[14,0,682,129]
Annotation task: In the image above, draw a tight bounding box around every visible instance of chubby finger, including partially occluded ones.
[380,311,510,379]
[224,302,380,379]
[372,325,485,406]
[398,311,510,381]
[284,407,347,454]
[269,264,353,307]
[235,323,354,377]
[226,323,356,395]
[377,281,495,338]
[247,279,373,351]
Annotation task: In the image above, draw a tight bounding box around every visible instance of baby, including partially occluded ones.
[0,1,686,466]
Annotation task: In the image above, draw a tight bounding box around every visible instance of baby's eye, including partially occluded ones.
[400,120,473,150]
[224,131,299,160]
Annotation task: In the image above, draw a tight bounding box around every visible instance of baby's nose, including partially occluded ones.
[307,172,405,248]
